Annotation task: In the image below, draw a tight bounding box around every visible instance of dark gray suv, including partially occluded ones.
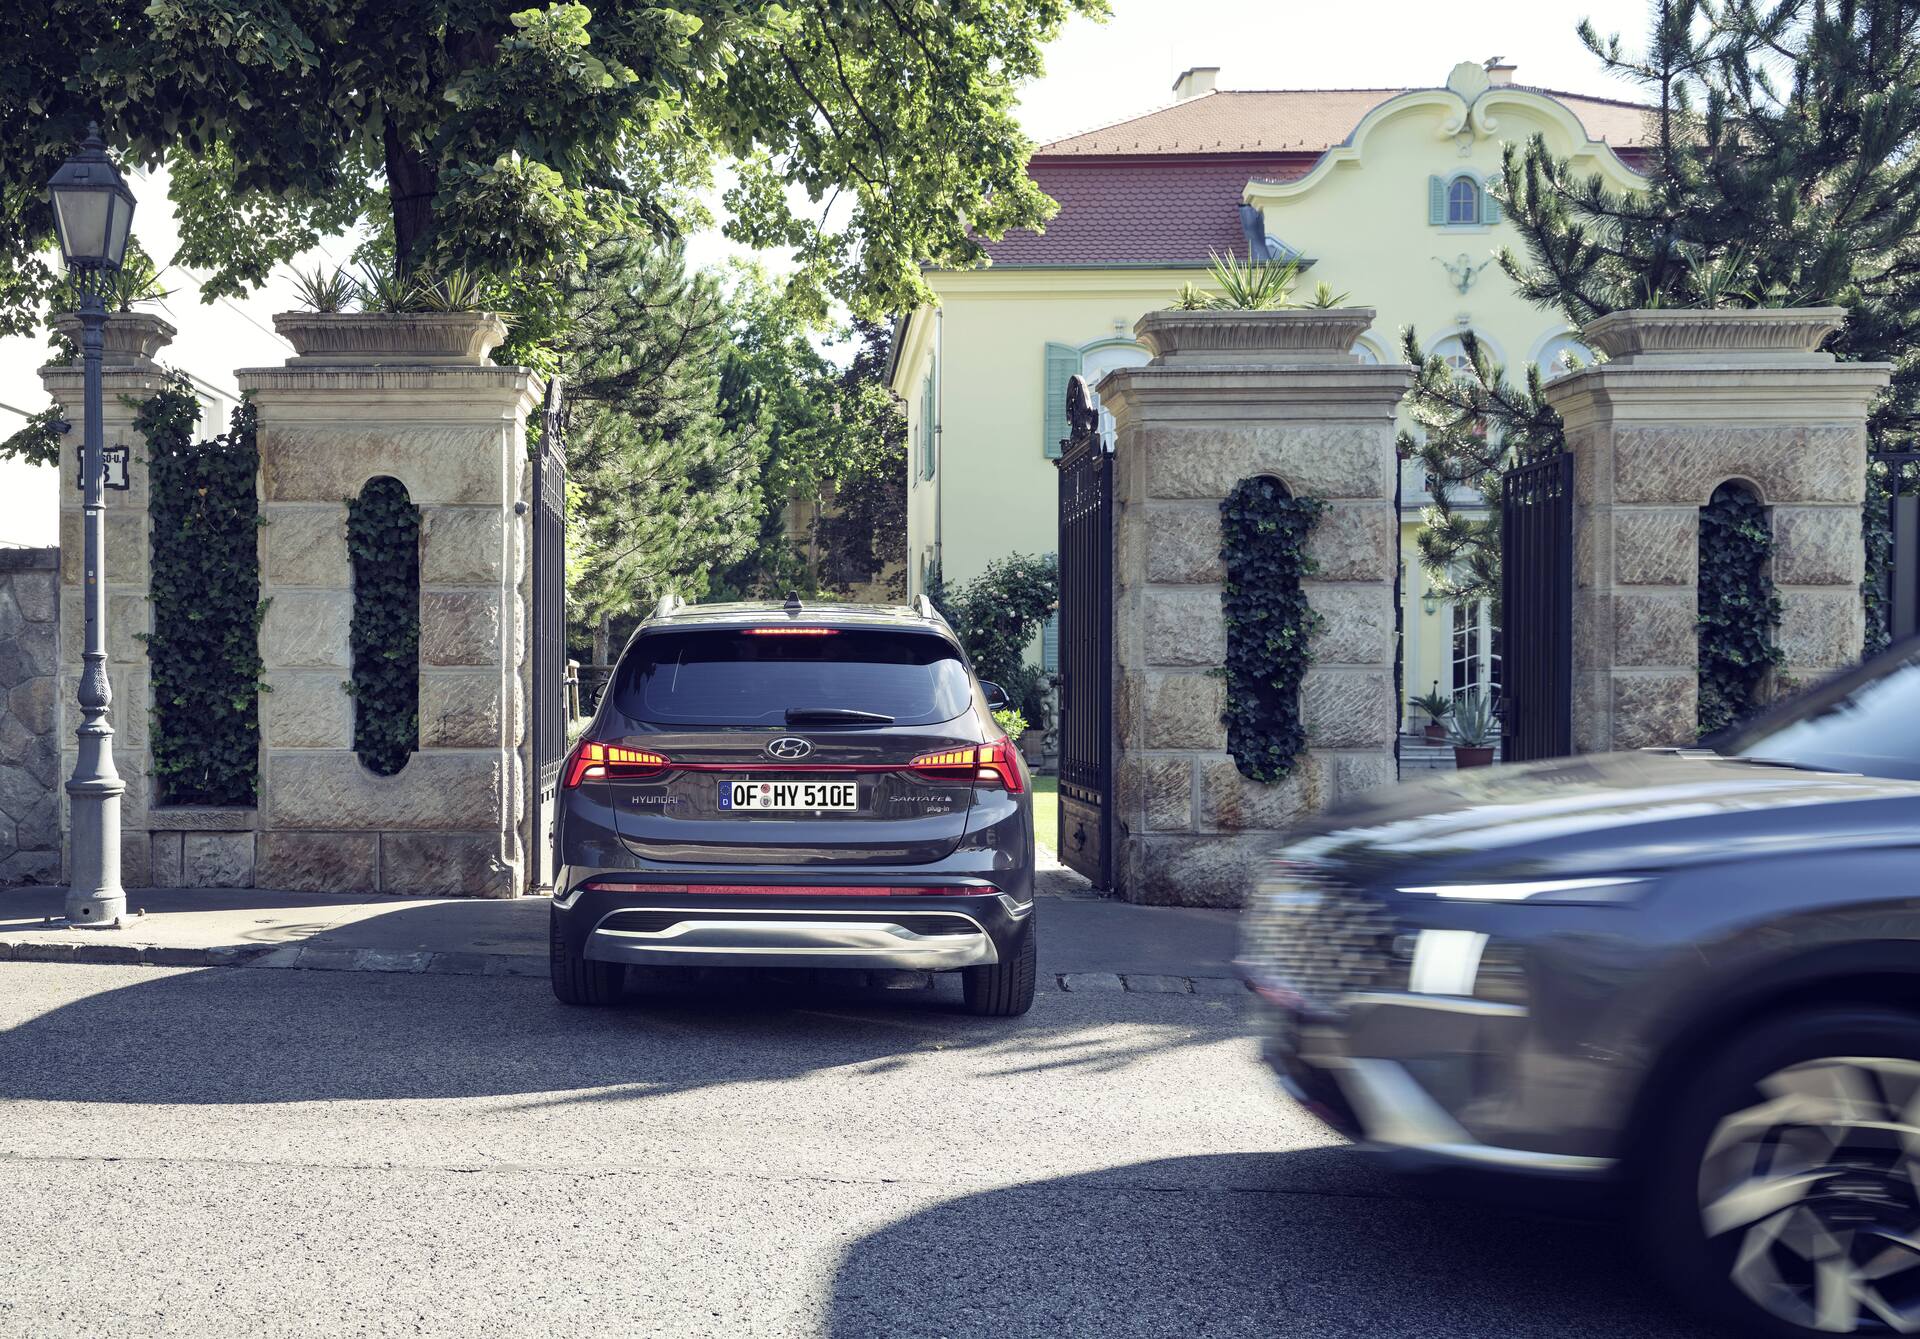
[1241,640,1920,1337]
[550,597,1037,1017]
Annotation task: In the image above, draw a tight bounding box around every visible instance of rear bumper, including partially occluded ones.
[554,877,1032,972]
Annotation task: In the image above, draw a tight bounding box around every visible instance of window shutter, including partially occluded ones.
[1428,175,1447,226]
[1041,611,1060,673]
[1043,342,1081,459]
[919,371,936,480]
[1483,180,1502,225]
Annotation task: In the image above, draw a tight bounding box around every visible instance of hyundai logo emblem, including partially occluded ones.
[765,736,814,760]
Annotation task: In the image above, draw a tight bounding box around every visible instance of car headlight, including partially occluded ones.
[1395,876,1647,904]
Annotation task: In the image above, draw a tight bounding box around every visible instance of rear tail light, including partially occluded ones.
[581,880,999,896]
[909,737,1025,793]
[564,740,670,788]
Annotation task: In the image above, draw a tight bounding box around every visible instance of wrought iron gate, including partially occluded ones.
[1499,450,1574,761]
[530,378,568,891]
[1053,376,1112,886]
[1872,452,1920,645]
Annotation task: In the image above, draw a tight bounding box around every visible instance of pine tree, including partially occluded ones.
[559,238,764,651]
[1405,0,1920,630]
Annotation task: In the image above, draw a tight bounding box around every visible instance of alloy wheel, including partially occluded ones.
[1699,1056,1920,1334]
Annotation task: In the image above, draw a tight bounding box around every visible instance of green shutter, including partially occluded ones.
[1043,342,1081,459]
[1483,180,1502,225]
[919,371,936,480]
[1428,174,1447,226]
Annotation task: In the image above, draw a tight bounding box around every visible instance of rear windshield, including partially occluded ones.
[614,628,973,727]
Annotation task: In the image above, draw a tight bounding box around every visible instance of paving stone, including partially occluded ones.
[73,942,144,966]
[1122,973,1191,994]
[1060,972,1125,993]
[142,946,212,967]
[295,946,361,972]
[353,949,432,973]
[249,946,304,969]
[12,941,78,962]
[1189,975,1250,995]
[204,945,266,966]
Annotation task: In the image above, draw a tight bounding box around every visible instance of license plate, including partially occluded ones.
[718,780,860,812]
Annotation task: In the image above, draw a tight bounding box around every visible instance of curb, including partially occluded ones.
[0,939,1251,995]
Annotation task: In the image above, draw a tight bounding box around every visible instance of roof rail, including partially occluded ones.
[653,592,685,619]
[915,595,938,621]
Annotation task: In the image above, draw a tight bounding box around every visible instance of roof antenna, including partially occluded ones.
[783,590,803,615]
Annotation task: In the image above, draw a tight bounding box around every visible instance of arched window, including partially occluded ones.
[1534,332,1592,382]
[1447,175,1481,225]
[1431,334,1478,378]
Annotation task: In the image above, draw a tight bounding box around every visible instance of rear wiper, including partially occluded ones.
[784,707,896,724]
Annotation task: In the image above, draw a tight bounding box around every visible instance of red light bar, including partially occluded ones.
[908,736,1025,793]
[580,881,999,897]
[741,627,837,636]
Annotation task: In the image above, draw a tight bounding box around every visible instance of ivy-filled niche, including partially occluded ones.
[346,476,421,776]
[1697,480,1784,735]
[137,376,266,806]
[1218,474,1324,782]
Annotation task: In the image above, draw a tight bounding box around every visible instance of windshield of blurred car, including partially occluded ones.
[1720,648,1920,780]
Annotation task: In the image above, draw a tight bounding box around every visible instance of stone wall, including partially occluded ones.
[1098,310,1409,907]
[0,548,60,884]
[1542,309,1890,751]
[239,317,537,897]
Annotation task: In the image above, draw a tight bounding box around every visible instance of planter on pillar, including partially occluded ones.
[239,311,537,897]
[1542,308,1890,753]
[41,311,177,887]
[1097,308,1409,908]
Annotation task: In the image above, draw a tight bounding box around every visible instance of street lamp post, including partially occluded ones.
[47,125,136,928]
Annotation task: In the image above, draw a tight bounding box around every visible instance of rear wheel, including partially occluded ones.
[962,918,1037,1017]
[1643,1007,1920,1337]
[549,905,624,1006]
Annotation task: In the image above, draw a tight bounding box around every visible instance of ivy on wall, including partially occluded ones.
[1698,481,1784,735]
[1219,476,1325,782]
[346,476,420,776]
[138,376,266,806]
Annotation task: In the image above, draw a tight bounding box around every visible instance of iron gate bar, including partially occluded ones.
[1053,375,1112,886]
[1499,450,1573,762]
[531,378,568,891]
[1874,451,1920,645]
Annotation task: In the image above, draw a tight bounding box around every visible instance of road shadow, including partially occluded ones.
[0,961,1241,1108]
[825,1152,1718,1339]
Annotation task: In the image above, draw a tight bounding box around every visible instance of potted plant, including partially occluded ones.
[1410,687,1454,742]
[1142,253,1374,367]
[1449,688,1496,769]
[274,263,508,366]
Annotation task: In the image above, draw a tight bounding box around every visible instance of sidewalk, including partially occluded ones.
[0,883,1246,997]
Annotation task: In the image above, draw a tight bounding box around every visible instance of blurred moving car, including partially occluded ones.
[1241,639,1920,1338]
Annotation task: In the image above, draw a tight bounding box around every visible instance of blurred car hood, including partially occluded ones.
[1283,751,1920,885]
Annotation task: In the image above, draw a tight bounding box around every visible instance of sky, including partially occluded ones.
[1,0,1657,546]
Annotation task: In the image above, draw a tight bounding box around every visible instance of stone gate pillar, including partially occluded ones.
[238,315,538,896]
[1542,309,1890,752]
[42,313,176,886]
[1097,309,1409,907]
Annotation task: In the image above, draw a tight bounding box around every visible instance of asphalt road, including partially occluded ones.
[0,962,1713,1339]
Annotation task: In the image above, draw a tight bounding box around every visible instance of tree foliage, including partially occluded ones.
[0,0,1103,337]
[1407,0,1920,601]
[927,553,1058,719]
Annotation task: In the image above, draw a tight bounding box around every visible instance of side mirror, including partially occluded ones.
[982,680,1011,712]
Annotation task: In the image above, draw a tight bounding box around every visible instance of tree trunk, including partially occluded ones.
[594,612,610,667]
[382,114,437,273]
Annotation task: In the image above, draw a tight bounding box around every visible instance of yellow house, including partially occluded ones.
[889,59,1649,724]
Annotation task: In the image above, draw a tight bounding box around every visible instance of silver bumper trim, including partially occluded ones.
[585,907,998,970]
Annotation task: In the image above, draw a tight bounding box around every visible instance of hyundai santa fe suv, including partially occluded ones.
[550,597,1037,1016]
[1240,637,1920,1337]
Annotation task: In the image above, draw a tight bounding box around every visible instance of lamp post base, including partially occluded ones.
[43,910,144,932]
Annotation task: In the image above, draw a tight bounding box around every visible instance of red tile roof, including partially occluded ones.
[1039,86,1653,156]
[976,85,1653,269]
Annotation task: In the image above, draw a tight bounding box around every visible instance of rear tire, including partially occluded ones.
[1641,1006,1920,1337]
[962,917,1037,1017]
[549,905,624,1006]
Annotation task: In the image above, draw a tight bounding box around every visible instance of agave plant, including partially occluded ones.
[1202,250,1304,310]
[290,264,358,314]
[1173,281,1211,311]
[417,267,492,313]
[1302,280,1352,309]
[354,261,424,314]
[1449,687,1496,748]
[54,247,170,313]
